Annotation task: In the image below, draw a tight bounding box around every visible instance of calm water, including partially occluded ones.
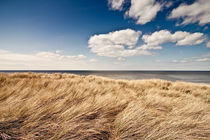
[1,71,210,84]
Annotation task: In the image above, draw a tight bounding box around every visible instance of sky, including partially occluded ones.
[0,0,210,70]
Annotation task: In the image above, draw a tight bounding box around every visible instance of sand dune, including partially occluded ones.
[0,73,210,140]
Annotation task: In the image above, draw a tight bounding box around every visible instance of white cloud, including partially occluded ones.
[117,57,125,61]
[67,54,86,60]
[196,58,210,62]
[88,29,153,59]
[142,30,206,46]
[88,29,207,60]
[0,50,97,70]
[108,0,125,10]
[89,58,97,62]
[125,0,162,24]
[169,0,210,25]
[172,59,189,63]
[137,44,162,50]
[164,1,173,8]
[142,30,172,46]
[55,50,63,54]
[176,32,205,46]
[171,56,210,63]
[36,51,64,60]
[206,41,210,48]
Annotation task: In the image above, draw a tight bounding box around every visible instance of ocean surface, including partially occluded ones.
[1,71,210,84]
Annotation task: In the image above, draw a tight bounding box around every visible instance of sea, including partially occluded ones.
[0,70,210,84]
[1,71,210,84]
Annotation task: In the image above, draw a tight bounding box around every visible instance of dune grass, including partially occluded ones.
[0,72,210,140]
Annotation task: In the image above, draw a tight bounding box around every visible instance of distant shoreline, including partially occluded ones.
[1,70,210,84]
[1,70,210,72]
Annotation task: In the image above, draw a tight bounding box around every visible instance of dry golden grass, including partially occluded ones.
[0,72,210,140]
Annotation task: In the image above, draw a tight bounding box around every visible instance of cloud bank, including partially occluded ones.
[0,50,96,70]
[88,29,206,60]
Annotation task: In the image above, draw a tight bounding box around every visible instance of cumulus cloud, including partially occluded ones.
[108,0,175,25]
[176,32,206,46]
[108,0,125,10]
[206,41,210,48]
[0,50,96,70]
[125,0,162,24]
[137,44,162,50]
[88,29,153,59]
[88,29,207,60]
[169,0,210,25]
[142,30,172,46]
[142,30,206,46]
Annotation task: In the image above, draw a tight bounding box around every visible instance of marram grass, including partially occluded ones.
[0,73,210,140]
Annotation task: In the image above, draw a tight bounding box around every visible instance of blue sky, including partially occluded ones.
[0,0,210,70]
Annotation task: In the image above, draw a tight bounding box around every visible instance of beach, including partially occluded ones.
[0,72,210,139]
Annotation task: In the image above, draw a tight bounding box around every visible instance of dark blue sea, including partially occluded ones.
[1,71,210,84]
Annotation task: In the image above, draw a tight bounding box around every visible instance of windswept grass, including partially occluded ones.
[0,73,210,140]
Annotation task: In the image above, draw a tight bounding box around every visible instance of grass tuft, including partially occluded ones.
[0,73,210,139]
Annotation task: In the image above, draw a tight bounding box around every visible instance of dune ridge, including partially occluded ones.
[0,73,210,140]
